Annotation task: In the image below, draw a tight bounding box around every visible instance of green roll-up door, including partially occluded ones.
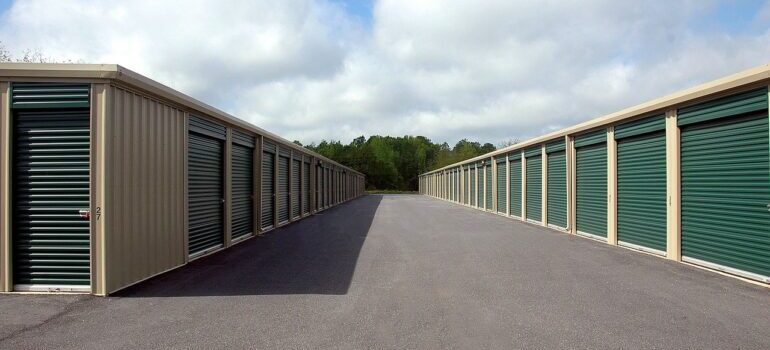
[526,154,542,222]
[616,115,666,252]
[12,109,91,288]
[470,167,477,206]
[231,143,254,240]
[291,159,301,219]
[575,131,607,238]
[315,165,322,209]
[465,168,471,205]
[547,150,567,228]
[681,111,770,280]
[485,164,493,210]
[303,162,310,215]
[477,166,484,207]
[509,156,522,217]
[278,154,290,223]
[261,146,275,230]
[463,168,469,204]
[188,132,225,256]
[496,159,507,214]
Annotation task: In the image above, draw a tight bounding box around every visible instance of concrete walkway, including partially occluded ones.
[0,194,768,349]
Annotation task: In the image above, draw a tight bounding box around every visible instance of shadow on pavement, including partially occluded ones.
[114,195,382,297]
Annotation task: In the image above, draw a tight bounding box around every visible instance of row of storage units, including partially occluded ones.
[420,64,770,285]
[0,63,365,295]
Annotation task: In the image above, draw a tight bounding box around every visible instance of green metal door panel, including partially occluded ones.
[615,114,665,140]
[485,165,493,210]
[526,155,542,221]
[678,88,767,127]
[681,113,770,278]
[575,130,606,148]
[617,132,666,251]
[303,162,310,214]
[261,151,275,229]
[231,143,254,240]
[12,83,90,109]
[497,161,507,213]
[576,143,607,237]
[278,156,290,223]
[291,159,301,219]
[477,167,484,207]
[547,151,567,228]
[464,169,470,204]
[12,110,91,286]
[509,158,522,217]
[470,168,477,206]
[188,132,225,255]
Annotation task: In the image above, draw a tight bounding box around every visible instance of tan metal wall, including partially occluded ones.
[103,85,187,294]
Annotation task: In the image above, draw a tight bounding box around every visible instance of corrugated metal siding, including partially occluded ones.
[104,86,186,294]
[681,113,770,278]
[277,155,290,223]
[231,143,253,240]
[496,160,506,213]
[189,115,226,140]
[615,114,665,140]
[509,157,522,217]
[485,164,492,210]
[575,130,606,148]
[12,110,91,287]
[678,88,767,127]
[291,159,301,219]
[526,155,542,222]
[617,131,666,251]
[187,132,224,255]
[576,143,607,237]
[232,129,255,147]
[11,83,89,109]
[547,150,567,228]
[260,150,274,229]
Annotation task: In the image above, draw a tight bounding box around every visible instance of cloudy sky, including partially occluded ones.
[1,0,769,146]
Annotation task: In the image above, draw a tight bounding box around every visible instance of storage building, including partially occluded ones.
[420,64,770,285]
[0,63,365,295]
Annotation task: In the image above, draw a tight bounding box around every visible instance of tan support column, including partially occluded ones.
[522,154,527,220]
[541,145,548,226]
[568,136,576,234]
[665,110,681,260]
[90,83,109,295]
[0,82,10,292]
[506,156,511,216]
[607,127,618,245]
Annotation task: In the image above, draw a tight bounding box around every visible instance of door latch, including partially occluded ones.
[79,209,90,220]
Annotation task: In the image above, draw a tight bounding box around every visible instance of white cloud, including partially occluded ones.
[1,0,769,146]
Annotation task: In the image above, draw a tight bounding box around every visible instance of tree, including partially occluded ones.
[307,135,495,191]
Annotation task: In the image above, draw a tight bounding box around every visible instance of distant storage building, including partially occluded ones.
[420,64,770,285]
[0,63,365,295]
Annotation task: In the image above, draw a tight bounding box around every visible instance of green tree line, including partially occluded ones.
[303,136,496,191]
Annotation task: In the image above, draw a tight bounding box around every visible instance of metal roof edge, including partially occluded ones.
[421,62,770,176]
[0,63,362,177]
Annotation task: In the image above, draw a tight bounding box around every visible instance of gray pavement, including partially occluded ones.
[0,194,768,349]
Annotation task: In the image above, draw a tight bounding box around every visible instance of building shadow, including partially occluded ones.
[114,195,383,297]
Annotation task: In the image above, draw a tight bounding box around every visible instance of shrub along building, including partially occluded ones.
[420,64,770,285]
[0,63,365,295]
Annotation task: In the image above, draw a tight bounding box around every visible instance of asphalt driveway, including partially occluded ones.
[0,194,768,349]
